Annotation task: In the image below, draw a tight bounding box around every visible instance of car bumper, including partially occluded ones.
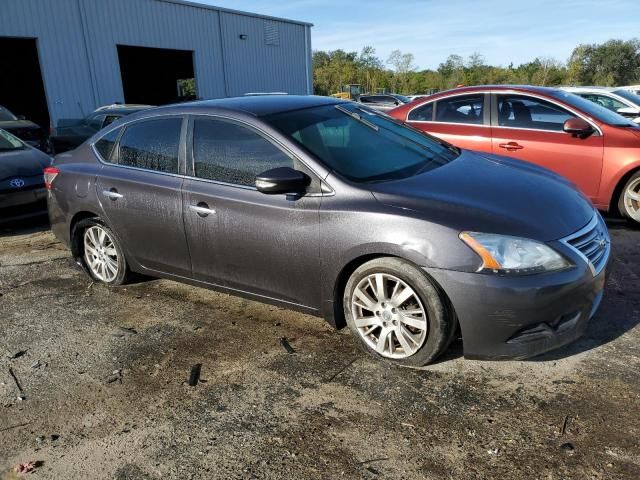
[425,260,607,360]
[0,187,48,221]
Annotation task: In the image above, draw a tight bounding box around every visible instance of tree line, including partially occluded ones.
[312,39,640,96]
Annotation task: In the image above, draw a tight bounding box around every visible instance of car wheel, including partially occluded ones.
[343,257,454,367]
[618,171,640,227]
[76,218,130,285]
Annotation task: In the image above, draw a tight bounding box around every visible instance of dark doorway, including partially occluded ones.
[0,37,50,127]
[117,45,196,106]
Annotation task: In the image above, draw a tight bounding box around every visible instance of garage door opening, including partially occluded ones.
[0,37,49,128]
[117,45,196,106]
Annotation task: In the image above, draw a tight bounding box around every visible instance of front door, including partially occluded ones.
[490,93,604,200]
[96,116,191,276]
[406,93,493,153]
[182,116,321,308]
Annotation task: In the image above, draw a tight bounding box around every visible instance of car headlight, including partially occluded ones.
[459,232,571,274]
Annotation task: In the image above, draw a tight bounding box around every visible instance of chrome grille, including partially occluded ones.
[561,213,610,276]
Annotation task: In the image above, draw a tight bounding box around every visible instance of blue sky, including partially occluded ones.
[202,0,640,70]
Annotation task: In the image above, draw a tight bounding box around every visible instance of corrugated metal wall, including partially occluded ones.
[0,0,312,123]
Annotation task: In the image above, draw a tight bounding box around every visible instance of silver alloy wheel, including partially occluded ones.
[83,226,119,283]
[350,273,428,359]
[624,177,640,222]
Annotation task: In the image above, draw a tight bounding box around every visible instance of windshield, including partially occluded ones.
[265,103,459,182]
[0,129,24,151]
[547,90,637,127]
[392,94,410,103]
[613,89,640,107]
[0,106,18,122]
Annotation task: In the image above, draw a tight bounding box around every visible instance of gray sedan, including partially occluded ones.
[0,128,51,221]
[46,96,609,365]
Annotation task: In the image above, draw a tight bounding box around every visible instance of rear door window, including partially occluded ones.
[118,118,182,174]
[434,94,484,124]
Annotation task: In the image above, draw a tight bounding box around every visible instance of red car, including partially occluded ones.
[389,85,640,226]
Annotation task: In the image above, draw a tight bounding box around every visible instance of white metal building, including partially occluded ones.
[0,0,313,127]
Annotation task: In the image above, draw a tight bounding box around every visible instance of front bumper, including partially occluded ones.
[0,187,48,221]
[425,256,607,360]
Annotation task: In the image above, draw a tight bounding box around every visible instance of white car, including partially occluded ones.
[561,86,640,123]
[620,85,640,96]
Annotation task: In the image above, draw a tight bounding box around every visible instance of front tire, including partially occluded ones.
[618,171,640,227]
[343,257,454,367]
[75,218,130,285]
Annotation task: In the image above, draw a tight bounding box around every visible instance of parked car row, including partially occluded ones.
[0,103,153,156]
[389,85,640,226]
[46,94,610,366]
[561,86,640,123]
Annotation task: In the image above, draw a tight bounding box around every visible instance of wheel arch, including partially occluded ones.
[69,211,102,259]
[611,165,640,216]
[330,253,458,338]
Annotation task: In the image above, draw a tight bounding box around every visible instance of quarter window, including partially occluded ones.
[192,118,294,186]
[497,95,575,132]
[434,95,484,124]
[94,127,121,163]
[118,118,182,174]
[408,102,434,121]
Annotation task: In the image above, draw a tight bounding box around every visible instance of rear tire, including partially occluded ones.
[617,171,640,228]
[74,218,130,285]
[343,257,454,367]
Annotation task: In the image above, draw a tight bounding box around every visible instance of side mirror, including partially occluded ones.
[17,114,26,120]
[563,118,593,138]
[255,167,310,195]
[617,106,640,117]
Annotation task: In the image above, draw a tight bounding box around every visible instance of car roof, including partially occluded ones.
[149,95,345,117]
[560,86,617,93]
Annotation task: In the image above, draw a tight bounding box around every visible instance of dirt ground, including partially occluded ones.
[0,215,638,479]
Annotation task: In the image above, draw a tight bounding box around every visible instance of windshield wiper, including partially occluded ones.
[335,105,379,131]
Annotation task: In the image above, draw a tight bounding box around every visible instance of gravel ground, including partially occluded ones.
[0,216,638,479]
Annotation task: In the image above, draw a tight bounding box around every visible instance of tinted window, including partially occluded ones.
[0,129,24,151]
[103,115,120,127]
[95,127,121,163]
[579,93,626,112]
[0,106,18,122]
[497,95,574,131]
[193,118,294,186]
[408,102,434,121]
[119,118,182,173]
[434,95,484,124]
[87,114,106,131]
[265,103,458,183]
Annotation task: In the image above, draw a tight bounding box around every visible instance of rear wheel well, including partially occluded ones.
[69,211,101,258]
[611,167,640,215]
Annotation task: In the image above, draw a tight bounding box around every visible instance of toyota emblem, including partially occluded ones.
[9,178,25,188]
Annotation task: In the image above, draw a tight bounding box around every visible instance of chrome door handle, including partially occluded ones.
[102,189,123,200]
[189,203,216,217]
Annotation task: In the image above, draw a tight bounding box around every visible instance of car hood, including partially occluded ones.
[368,150,594,241]
[0,147,51,181]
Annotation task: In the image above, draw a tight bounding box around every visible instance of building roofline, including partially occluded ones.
[155,0,314,27]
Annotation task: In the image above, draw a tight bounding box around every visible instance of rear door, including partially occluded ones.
[490,93,604,200]
[405,93,492,153]
[95,116,191,276]
[182,116,322,308]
